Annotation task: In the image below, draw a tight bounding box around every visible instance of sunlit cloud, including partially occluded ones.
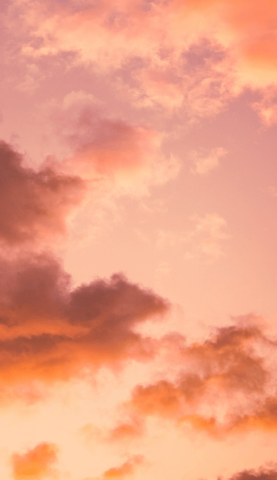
[0,252,170,393]
[11,443,58,480]
[1,1,277,479]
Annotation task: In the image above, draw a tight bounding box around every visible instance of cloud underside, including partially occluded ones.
[0,251,169,391]
[0,238,276,443]
[0,117,179,245]
[2,249,277,443]
[120,319,277,438]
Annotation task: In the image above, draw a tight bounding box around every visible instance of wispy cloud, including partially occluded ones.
[185,213,230,260]
[190,147,227,175]
[13,0,277,120]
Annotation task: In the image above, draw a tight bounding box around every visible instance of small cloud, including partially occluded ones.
[0,252,170,393]
[185,213,230,260]
[190,147,227,175]
[53,94,181,195]
[11,443,58,480]
[95,456,144,480]
[253,89,277,126]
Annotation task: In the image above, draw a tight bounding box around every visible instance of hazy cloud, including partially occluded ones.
[11,443,58,480]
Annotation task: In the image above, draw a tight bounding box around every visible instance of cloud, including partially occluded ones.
[167,0,277,90]
[252,89,277,126]
[11,442,58,480]
[0,252,170,393]
[0,119,179,249]
[227,466,277,480]
[190,147,227,175]
[14,0,277,119]
[15,1,235,116]
[125,318,277,437]
[185,213,230,260]
[0,140,85,245]
[98,456,143,480]
[53,92,180,194]
[230,396,277,434]
[178,393,277,438]
[108,418,144,442]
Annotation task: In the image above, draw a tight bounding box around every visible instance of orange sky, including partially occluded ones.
[1,1,277,479]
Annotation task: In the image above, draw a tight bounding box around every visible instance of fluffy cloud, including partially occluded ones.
[53,92,180,193]
[124,319,277,437]
[0,140,85,245]
[14,0,277,117]
[97,456,143,480]
[108,419,144,442]
[0,122,179,248]
[227,467,277,480]
[11,443,58,480]
[0,252,169,392]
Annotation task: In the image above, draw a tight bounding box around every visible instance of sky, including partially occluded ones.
[1,0,277,479]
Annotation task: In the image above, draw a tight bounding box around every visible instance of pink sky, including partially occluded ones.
[1,1,277,479]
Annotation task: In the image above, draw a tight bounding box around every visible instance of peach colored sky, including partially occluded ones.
[1,1,277,479]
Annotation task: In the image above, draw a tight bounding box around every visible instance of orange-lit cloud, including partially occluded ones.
[0,111,179,248]
[108,419,144,442]
[0,252,169,392]
[15,0,277,116]
[2,1,277,479]
[53,92,180,193]
[177,394,277,438]
[11,442,58,480]
[97,456,143,480]
[125,319,277,437]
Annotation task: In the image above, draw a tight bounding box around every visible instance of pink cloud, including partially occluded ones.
[15,0,277,119]
[53,93,180,193]
[0,252,170,392]
[123,318,277,438]
[0,140,85,245]
[63,116,163,187]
